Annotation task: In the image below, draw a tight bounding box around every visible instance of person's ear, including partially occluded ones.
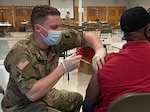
[146,26,150,37]
[145,26,150,41]
[34,24,41,32]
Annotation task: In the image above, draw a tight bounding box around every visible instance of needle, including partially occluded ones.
[80,58,91,65]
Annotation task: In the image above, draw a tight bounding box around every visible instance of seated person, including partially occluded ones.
[65,11,71,25]
[95,19,100,22]
[83,6,150,112]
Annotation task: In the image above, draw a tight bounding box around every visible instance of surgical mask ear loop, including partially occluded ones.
[39,25,49,32]
[39,25,48,39]
[40,33,45,39]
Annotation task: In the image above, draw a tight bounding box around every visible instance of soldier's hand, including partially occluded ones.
[61,54,82,73]
[92,48,106,74]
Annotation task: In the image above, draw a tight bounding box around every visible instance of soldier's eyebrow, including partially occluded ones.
[50,25,60,30]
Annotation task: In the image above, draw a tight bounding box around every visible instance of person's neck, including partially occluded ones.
[125,32,147,42]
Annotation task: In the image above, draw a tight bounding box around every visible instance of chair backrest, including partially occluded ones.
[85,26,96,31]
[74,26,85,31]
[100,28,112,39]
[82,22,89,27]
[113,25,122,34]
[102,23,111,29]
[101,28,112,34]
[25,22,33,32]
[107,92,150,112]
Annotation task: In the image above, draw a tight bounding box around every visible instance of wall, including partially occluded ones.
[0,0,149,31]
[74,0,128,23]
[74,0,128,7]
[0,0,128,7]
[0,0,149,10]
[0,0,49,6]
[127,0,150,10]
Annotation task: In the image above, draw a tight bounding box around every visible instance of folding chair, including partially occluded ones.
[100,28,112,39]
[113,25,122,34]
[107,92,150,112]
[0,85,4,95]
[25,22,33,36]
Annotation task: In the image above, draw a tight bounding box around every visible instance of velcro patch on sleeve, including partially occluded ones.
[17,58,29,70]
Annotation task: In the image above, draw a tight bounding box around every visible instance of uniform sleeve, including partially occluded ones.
[5,53,37,94]
[60,29,86,51]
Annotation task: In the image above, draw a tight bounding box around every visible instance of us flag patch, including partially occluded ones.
[17,58,29,70]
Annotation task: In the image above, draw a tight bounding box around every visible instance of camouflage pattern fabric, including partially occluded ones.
[2,30,85,112]
[45,89,83,112]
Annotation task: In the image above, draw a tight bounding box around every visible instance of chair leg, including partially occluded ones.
[67,72,70,81]
[0,85,4,95]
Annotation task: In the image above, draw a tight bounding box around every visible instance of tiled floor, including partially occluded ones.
[0,32,120,112]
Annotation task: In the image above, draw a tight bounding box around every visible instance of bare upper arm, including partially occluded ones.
[85,74,101,103]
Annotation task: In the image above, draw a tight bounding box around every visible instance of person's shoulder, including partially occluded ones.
[105,50,130,64]
[9,38,32,58]
[60,29,84,46]
[61,29,76,43]
[61,29,83,40]
[11,39,26,50]
[105,52,118,60]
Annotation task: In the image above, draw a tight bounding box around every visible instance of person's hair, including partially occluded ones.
[67,11,70,14]
[30,5,60,28]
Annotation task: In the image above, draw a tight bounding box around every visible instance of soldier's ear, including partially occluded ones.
[34,24,41,32]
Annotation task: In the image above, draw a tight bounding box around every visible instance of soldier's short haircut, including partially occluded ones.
[30,5,60,28]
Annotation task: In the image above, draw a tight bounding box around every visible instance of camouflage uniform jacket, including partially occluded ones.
[2,29,85,111]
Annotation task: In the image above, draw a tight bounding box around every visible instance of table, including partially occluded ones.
[0,23,11,27]
[76,21,98,24]
[0,22,12,37]
[88,21,97,24]
[101,21,107,24]
[21,21,29,25]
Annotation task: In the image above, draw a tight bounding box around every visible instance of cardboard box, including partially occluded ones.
[78,58,94,75]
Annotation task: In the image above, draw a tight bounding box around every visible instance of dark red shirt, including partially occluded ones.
[95,41,150,112]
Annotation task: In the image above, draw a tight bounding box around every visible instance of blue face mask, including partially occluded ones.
[39,25,62,46]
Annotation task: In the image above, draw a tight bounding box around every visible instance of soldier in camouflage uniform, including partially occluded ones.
[2,5,106,112]
[65,11,71,25]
